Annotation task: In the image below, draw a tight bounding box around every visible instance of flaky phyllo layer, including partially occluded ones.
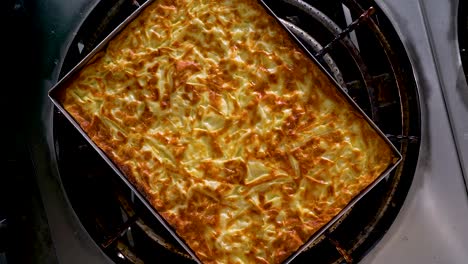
[60,0,396,263]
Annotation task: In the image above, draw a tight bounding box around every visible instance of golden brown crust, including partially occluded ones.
[59,0,396,263]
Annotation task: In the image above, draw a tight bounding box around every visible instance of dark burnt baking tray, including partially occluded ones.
[48,0,403,263]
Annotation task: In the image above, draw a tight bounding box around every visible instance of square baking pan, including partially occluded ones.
[48,0,402,263]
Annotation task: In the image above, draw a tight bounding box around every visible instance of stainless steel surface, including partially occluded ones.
[361,0,468,262]
[420,0,468,189]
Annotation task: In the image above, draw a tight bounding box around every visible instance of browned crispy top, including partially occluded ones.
[59,0,396,263]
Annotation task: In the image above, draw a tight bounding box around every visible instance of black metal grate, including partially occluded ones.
[53,0,421,263]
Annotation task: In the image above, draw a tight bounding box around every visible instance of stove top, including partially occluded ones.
[12,0,468,263]
[361,0,468,262]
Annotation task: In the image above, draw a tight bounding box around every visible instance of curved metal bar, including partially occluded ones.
[280,19,347,88]
[334,0,417,257]
[344,0,406,133]
[314,7,375,58]
[282,0,379,121]
[115,189,193,260]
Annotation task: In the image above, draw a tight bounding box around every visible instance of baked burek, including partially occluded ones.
[59,0,397,263]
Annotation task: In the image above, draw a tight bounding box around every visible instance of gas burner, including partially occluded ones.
[53,0,421,263]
